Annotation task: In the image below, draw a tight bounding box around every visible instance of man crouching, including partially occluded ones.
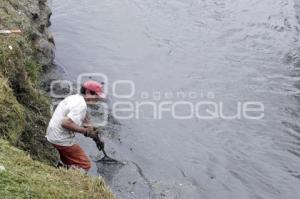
[46,80,105,171]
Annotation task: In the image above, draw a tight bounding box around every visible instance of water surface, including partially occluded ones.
[50,0,300,198]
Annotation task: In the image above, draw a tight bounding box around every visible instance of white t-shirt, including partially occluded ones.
[46,94,87,146]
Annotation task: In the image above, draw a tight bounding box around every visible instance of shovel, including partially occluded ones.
[92,131,124,165]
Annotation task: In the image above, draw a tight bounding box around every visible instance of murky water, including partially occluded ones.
[50,0,300,198]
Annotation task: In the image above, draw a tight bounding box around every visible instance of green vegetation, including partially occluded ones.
[0,0,56,163]
[0,74,25,144]
[0,139,115,199]
[0,31,56,164]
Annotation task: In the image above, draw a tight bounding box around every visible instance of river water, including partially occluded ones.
[50,0,300,198]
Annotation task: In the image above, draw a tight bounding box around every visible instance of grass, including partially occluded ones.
[0,75,25,144]
[0,139,115,199]
[0,35,57,164]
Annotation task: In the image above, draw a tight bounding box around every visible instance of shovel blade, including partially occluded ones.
[96,155,125,165]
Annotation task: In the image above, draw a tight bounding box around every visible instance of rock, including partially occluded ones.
[18,0,56,67]
[35,38,55,66]
[39,0,48,4]
[48,33,55,45]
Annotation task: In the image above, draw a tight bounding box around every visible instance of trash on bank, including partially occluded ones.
[0,165,6,172]
[0,29,22,35]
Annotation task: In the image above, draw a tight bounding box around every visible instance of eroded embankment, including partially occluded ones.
[0,0,55,163]
[0,0,115,198]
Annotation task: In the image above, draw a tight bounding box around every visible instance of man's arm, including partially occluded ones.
[61,117,91,135]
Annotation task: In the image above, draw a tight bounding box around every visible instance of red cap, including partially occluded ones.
[83,80,106,98]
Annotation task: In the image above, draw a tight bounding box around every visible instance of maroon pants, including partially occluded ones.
[53,144,91,171]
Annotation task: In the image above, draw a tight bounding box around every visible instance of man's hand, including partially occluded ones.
[83,125,97,139]
[61,117,97,138]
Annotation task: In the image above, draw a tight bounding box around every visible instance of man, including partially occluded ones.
[46,80,105,171]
